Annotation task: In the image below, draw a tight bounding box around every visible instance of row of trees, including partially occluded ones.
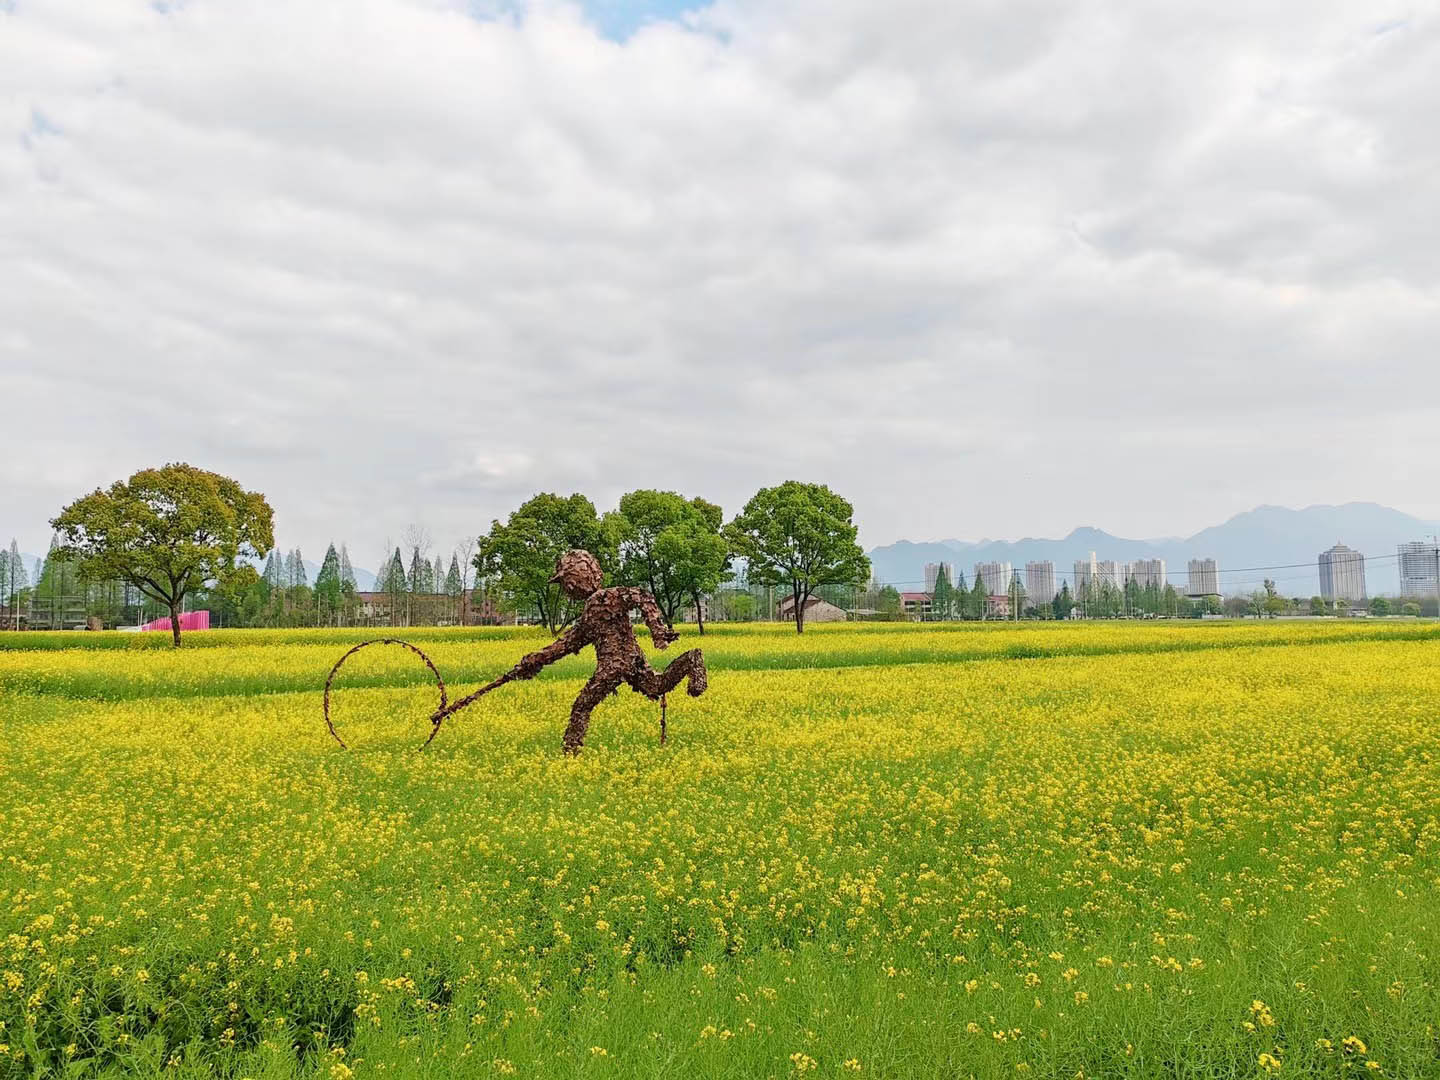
[475,481,869,634]
[0,540,31,628]
[42,465,870,644]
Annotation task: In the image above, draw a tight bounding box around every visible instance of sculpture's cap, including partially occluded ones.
[548,549,603,594]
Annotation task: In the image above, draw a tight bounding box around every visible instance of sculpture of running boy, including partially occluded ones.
[504,549,708,754]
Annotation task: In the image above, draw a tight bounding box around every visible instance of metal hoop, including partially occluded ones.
[321,638,448,750]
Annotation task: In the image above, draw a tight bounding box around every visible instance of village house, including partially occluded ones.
[776,594,848,623]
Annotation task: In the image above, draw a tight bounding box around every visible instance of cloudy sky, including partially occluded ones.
[3,0,1437,567]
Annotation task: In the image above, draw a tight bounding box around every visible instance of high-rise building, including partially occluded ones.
[1129,558,1167,589]
[975,561,1012,596]
[1025,561,1056,606]
[1396,541,1440,598]
[1318,543,1367,603]
[923,562,956,593]
[1097,560,1127,590]
[1073,552,1098,593]
[1187,558,1219,596]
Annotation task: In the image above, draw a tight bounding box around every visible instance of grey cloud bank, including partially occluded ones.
[2,0,1437,562]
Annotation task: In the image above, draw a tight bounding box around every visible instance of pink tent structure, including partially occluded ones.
[139,610,210,632]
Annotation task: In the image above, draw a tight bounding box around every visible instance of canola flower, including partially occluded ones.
[1,622,1438,1077]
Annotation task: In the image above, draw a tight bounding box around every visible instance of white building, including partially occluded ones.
[975,561,1012,596]
[1073,552,1098,592]
[1318,543,1367,603]
[923,561,956,593]
[1025,561,1056,606]
[1396,542,1439,598]
[1129,558,1167,590]
[1097,560,1127,590]
[1187,558,1219,596]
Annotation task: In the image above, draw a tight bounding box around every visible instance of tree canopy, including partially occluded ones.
[475,492,615,633]
[610,490,731,633]
[726,481,868,633]
[50,463,273,645]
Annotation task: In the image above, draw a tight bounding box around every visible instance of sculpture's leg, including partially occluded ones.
[631,649,707,699]
[563,673,619,755]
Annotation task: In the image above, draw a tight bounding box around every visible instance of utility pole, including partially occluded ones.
[1433,535,1439,620]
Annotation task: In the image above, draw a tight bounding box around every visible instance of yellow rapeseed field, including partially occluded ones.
[1,621,1438,1078]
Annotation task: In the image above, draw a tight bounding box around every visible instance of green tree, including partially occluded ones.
[725,482,868,634]
[610,490,730,631]
[475,493,615,634]
[408,547,433,595]
[656,500,731,635]
[969,572,988,620]
[1052,581,1074,620]
[1370,596,1391,616]
[315,543,342,623]
[444,555,463,597]
[1262,578,1284,618]
[931,565,954,621]
[1310,595,1326,616]
[1007,573,1026,621]
[1402,601,1420,617]
[876,585,902,617]
[0,541,10,622]
[50,463,274,646]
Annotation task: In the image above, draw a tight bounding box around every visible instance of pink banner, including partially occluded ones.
[139,610,210,632]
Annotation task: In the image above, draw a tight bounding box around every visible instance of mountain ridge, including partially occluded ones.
[868,503,1440,596]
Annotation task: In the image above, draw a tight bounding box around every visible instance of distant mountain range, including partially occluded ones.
[866,503,1440,597]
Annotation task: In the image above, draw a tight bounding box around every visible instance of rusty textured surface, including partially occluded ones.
[525,549,707,754]
[321,549,706,754]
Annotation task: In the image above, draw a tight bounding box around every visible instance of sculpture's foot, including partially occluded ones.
[687,653,708,697]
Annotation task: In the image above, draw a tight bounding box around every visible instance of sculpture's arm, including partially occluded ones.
[621,587,679,649]
[508,625,585,679]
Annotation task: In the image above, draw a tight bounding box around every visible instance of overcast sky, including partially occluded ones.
[3,0,1437,567]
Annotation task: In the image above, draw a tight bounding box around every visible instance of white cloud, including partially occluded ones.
[2,0,1438,565]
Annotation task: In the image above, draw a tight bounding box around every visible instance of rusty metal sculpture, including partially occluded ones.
[322,549,707,754]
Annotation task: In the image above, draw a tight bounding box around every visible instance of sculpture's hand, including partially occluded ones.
[654,628,679,650]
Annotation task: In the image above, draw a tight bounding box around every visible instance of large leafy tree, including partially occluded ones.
[726,481,868,634]
[475,493,615,633]
[50,463,274,646]
[658,499,731,635]
[610,490,731,633]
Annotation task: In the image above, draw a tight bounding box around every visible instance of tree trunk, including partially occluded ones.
[794,587,806,634]
[693,589,705,635]
[169,604,182,648]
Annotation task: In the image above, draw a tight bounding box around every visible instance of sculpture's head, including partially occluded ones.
[549,549,604,599]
